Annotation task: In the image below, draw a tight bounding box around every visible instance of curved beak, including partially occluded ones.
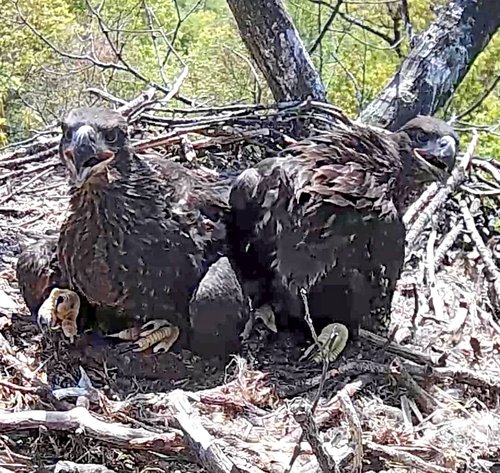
[414,134,457,183]
[63,125,114,187]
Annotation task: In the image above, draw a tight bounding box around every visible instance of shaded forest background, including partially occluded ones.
[0,0,498,156]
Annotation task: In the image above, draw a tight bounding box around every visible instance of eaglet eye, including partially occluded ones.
[63,127,73,141]
[104,128,118,144]
[416,131,429,144]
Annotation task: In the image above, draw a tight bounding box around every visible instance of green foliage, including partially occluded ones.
[0,0,498,157]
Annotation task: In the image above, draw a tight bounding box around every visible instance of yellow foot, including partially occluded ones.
[108,320,180,354]
[300,323,349,363]
[37,288,80,342]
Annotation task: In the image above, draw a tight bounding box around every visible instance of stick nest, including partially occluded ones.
[0,97,499,473]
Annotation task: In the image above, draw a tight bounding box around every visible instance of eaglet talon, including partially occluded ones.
[300,323,349,364]
[37,288,80,341]
[111,320,180,355]
[107,326,142,341]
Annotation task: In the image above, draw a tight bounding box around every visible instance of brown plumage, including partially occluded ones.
[16,235,64,316]
[228,115,459,338]
[18,107,248,358]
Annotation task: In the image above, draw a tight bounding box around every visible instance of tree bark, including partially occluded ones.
[359,0,500,130]
[226,0,327,102]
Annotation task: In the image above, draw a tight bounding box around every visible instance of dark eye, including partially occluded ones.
[56,296,64,305]
[104,129,118,144]
[63,127,73,141]
[416,132,429,144]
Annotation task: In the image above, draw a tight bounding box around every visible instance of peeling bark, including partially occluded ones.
[359,0,500,130]
[226,0,326,102]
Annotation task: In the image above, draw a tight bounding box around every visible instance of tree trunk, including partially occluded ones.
[359,0,500,130]
[226,0,327,102]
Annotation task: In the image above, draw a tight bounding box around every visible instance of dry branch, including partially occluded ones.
[291,401,336,473]
[403,183,439,226]
[337,392,363,473]
[54,461,116,473]
[0,406,184,453]
[358,329,435,365]
[366,441,455,473]
[434,222,463,269]
[426,225,445,321]
[460,201,500,312]
[168,390,242,473]
[390,358,439,414]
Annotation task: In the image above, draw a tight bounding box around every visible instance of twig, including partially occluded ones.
[434,222,463,269]
[161,66,189,105]
[400,0,415,47]
[407,364,500,392]
[472,158,500,184]
[461,184,500,197]
[309,0,344,55]
[84,88,127,107]
[358,329,435,365]
[454,75,500,121]
[0,406,184,453]
[0,145,58,168]
[285,289,330,473]
[296,358,500,394]
[54,461,116,473]
[14,0,193,106]
[142,0,170,88]
[116,87,157,118]
[337,11,395,46]
[0,333,71,408]
[0,162,56,183]
[0,379,41,394]
[426,224,445,321]
[460,200,500,312]
[403,183,439,226]
[290,401,337,473]
[0,167,53,206]
[337,392,363,473]
[222,45,263,103]
[168,390,242,473]
[0,467,15,473]
[366,441,455,473]
[390,358,439,414]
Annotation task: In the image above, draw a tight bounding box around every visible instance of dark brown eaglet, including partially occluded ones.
[51,106,248,359]
[227,115,458,343]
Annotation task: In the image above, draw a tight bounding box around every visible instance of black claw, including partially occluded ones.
[36,309,52,333]
[116,342,136,354]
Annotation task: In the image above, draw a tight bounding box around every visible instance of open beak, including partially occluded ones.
[64,125,114,187]
[414,135,457,183]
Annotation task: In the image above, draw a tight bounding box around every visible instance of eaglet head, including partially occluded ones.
[394,115,459,184]
[59,107,128,189]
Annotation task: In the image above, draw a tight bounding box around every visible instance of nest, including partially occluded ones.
[0,93,499,473]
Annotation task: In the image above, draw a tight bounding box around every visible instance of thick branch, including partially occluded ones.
[360,0,500,129]
[226,0,326,102]
[168,390,242,473]
[0,407,184,453]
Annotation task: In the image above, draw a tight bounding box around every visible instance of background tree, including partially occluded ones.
[0,0,498,156]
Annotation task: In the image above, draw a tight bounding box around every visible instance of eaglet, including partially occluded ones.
[17,107,248,359]
[228,115,458,342]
